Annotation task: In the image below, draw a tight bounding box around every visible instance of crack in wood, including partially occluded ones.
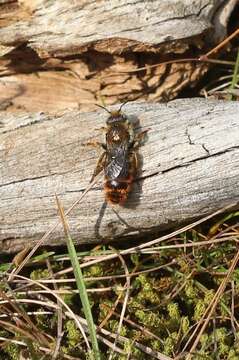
[161,146,239,174]
[201,143,210,154]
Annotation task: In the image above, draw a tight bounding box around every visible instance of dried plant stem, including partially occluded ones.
[108,247,130,360]
[13,274,91,351]
[184,249,239,359]
[201,28,239,59]
[78,203,237,270]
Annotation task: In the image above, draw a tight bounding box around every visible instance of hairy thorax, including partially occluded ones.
[106,123,131,145]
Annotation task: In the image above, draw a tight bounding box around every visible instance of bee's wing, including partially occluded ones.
[105,145,129,180]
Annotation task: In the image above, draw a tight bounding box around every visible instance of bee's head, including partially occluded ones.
[106,110,127,125]
[95,102,129,125]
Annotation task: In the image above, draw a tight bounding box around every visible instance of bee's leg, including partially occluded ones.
[130,129,149,149]
[129,149,137,169]
[90,151,106,182]
[95,126,107,133]
[126,121,135,144]
[83,140,106,150]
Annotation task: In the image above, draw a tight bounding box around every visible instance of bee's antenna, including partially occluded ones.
[119,100,131,112]
[95,104,112,114]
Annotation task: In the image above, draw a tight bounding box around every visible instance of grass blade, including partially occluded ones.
[56,195,100,360]
[229,49,239,100]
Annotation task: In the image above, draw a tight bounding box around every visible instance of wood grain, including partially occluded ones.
[1,98,239,253]
[0,0,226,56]
[0,0,236,112]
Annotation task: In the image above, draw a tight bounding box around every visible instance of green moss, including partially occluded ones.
[134,274,160,305]
[82,264,104,290]
[199,333,209,353]
[86,264,104,277]
[215,327,230,356]
[204,290,215,304]
[194,290,214,321]
[194,299,206,322]
[185,280,198,299]
[65,319,82,350]
[35,309,52,332]
[2,343,20,360]
[130,253,140,266]
[30,269,50,280]
[150,339,162,352]
[181,316,190,335]
[177,258,190,274]
[2,212,238,359]
[228,348,239,359]
[167,302,180,321]
[193,352,212,360]
[83,264,104,282]
[122,339,144,359]
[98,300,114,323]
[62,292,75,307]
[163,332,178,356]
[134,309,162,329]
[108,320,127,337]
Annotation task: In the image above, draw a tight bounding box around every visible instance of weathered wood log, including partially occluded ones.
[0,0,230,55]
[1,98,239,253]
[0,0,237,112]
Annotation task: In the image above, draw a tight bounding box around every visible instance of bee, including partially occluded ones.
[89,103,148,205]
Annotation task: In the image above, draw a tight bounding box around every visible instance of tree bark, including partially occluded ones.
[1,98,239,253]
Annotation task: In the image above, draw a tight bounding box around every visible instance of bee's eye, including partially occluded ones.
[116,113,125,121]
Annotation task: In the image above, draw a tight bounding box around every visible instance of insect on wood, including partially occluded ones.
[88,103,148,205]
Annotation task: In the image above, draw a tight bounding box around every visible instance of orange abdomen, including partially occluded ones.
[104,176,133,204]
